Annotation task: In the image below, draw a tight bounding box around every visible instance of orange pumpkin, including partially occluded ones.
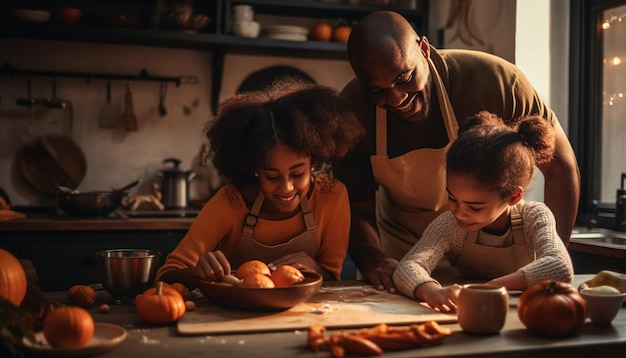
[0,249,27,306]
[517,280,587,337]
[68,285,96,307]
[135,281,186,324]
[43,306,94,348]
[310,22,332,41]
[332,25,351,43]
[166,282,191,301]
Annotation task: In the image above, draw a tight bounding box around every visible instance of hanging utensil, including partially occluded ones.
[158,81,167,117]
[98,79,118,129]
[122,81,138,131]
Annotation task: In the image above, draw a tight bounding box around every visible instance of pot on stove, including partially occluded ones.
[160,158,194,209]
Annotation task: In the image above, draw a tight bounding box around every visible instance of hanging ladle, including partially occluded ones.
[158,81,167,117]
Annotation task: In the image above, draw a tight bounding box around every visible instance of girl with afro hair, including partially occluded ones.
[156,78,364,287]
[394,111,573,312]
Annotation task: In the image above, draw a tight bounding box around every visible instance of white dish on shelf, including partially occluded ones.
[264,25,309,36]
[263,25,309,42]
[22,323,127,357]
[265,33,308,41]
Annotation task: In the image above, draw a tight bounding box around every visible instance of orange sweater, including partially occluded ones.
[156,175,351,280]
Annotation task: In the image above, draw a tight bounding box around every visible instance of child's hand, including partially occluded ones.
[195,250,231,282]
[422,283,462,313]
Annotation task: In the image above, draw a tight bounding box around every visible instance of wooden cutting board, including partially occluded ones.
[177,284,456,336]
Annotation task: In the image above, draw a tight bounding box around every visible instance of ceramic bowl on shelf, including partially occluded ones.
[55,7,83,24]
[13,9,51,23]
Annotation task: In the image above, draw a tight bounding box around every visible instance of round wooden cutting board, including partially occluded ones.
[17,134,87,194]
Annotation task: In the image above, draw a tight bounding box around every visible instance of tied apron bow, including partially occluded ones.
[229,191,320,268]
[370,57,459,260]
[455,204,535,279]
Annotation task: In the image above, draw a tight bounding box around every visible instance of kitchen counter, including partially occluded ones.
[0,210,194,291]
[569,227,626,273]
[0,211,196,231]
[24,275,626,358]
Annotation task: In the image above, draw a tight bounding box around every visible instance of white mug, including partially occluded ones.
[232,5,254,22]
[457,283,509,334]
[233,20,260,38]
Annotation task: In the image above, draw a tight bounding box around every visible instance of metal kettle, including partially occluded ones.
[160,158,194,209]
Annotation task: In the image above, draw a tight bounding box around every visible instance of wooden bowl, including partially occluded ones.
[198,271,323,311]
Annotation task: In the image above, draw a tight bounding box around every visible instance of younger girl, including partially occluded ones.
[393,111,573,312]
[156,78,364,288]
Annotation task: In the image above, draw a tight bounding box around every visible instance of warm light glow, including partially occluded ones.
[600,14,626,29]
[612,56,622,65]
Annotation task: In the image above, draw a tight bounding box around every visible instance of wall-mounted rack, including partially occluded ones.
[0,63,198,86]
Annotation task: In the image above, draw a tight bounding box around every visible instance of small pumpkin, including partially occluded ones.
[167,282,190,301]
[517,280,587,337]
[68,285,96,307]
[332,25,351,43]
[0,248,27,306]
[135,281,186,324]
[43,306,94,348]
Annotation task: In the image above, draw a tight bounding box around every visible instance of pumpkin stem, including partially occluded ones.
[547,281,557,293]
[155,281,163,296]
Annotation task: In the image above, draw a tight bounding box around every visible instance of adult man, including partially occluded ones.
[333,11,580,292]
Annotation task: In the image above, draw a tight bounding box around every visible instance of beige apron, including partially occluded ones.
[229,191,320,269]
[371,58,459,260]
[455,204,535,279]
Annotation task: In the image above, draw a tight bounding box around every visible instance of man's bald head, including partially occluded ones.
[347,11,420,64]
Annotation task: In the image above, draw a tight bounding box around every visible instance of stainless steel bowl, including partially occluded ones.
[96,249,161,304]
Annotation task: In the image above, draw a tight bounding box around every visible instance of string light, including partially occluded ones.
[601,13,626,30]
[606,93,624,106]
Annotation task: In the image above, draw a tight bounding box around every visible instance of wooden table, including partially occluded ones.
[25,275,626,358]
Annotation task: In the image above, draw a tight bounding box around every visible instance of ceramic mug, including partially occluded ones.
[232,5,254,22]
[233,20,260,38]
[457,283,509,334]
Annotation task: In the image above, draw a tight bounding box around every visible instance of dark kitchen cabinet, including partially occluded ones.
[0,230,185,291]
[0,0,427,112]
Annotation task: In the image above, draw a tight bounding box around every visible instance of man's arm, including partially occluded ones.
[349,200,398,292]
[539,120,580,246]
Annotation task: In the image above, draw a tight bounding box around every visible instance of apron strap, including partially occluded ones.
[242,191,317,237]
[241,191,265,239]
[466,230,479,243]
[299,195,318,232]
[427,57,459,141]
[467,205,524,245]
[510,205,525,245]
[375,107,387,156]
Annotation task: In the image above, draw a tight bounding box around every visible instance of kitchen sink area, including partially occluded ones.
[569,227,626,273]
[571,227,626,247]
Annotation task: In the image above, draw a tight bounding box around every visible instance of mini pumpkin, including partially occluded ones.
[43,306,94,348]
[135,281,186,324]
[517,280,587,337]
[0,248,27,306]
[167,282,191,301]
[68,285,96,307]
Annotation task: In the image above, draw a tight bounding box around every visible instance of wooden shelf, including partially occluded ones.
[0,0,428,112]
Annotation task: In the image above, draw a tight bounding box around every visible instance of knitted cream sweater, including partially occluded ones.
[393,201,574,299]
